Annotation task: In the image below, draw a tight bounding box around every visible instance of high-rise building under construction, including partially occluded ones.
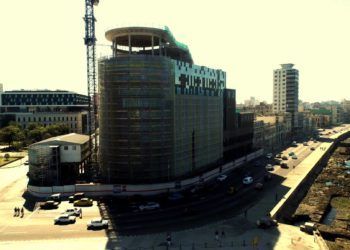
[98,26,226,183]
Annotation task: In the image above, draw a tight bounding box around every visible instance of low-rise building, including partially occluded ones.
[28,133,90,186]
[0,89,89,134]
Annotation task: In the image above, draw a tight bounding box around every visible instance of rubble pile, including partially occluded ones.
[293,141,350,248]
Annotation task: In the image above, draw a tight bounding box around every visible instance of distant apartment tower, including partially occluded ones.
[273,64,299,127]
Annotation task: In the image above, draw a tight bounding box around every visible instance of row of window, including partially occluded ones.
[17,116,77,122]
[63,145,77,150]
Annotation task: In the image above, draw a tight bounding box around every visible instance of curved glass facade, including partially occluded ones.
[99,55,174,183]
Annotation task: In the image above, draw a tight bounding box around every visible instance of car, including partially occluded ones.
[266,153,273,159]
[291,141,298,147]
[87,218,108,229]
[216,174,227,182]
[288,152,295,156]
[40,200,59,209]
[280,162,289,169]
[274,158,282,164]
[265,164,274,171]
[292,155,298,160]
[254,182,263,190]
[256,217,278,229]
[24,160,29,165]
[275,154,282,159]
[227,186,236,195]
[303,142,308,146]
[243,176,253,185]
[54,213,76,224]
[74,198,93,207]
[69,192,85,203]
[313,140,318,143]
[310,147,315,151]
[63,208,81,217]
[139,202,160,211]
[47,193,61,203]
[282,156,288,160]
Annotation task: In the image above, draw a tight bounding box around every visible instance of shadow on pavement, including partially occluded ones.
[22,190,41,211]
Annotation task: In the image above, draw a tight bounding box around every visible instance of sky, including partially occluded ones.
[1,0,349,103]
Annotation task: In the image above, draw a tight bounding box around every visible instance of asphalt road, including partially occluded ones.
[100,139,322,235]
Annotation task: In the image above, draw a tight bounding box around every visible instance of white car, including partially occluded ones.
[266,153,273,159]
[265,164,274,171]
[216,174,227,182]
[243,176,254,185]
[63,208,81,217]
[292,155,298,160]
[87,218,108,229]
[139,202,160,211]
[54,213,76,224]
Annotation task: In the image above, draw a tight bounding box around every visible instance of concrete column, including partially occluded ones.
[151,36,154,55]
[128,35,131,54]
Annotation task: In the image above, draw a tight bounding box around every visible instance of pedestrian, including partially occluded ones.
[16,207,19,216]
[166,233,172,247]
[215,230,219,241]
[14,207,17,217]
[221,230,225,238]
[80,208,82,219]
[21,207,24,217]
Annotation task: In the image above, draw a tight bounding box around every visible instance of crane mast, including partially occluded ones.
[84,0,99,166]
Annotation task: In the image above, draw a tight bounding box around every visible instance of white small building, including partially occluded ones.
[28,133,90,186]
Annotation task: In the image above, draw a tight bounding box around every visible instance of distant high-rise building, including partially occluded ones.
[273,64,299,127]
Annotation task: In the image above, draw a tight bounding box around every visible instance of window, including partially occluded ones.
[64,146,68,150]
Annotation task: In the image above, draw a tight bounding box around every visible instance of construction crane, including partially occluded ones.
[84,0,99,167]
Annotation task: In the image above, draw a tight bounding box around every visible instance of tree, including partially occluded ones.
[0,125,24,147]
[4,153,10,161]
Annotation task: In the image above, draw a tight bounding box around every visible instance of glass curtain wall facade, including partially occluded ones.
[99,55,174,183]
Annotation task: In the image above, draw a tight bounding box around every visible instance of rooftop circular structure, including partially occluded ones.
[105,26,193,64]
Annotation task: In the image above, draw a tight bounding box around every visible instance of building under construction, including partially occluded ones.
[98,26,226,184]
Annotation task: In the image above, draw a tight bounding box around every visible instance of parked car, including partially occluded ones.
[47,193,61,203]
[265,164,274,171]
[303,142,308,146]
[24,160,29,165]
[69,192,85,203]
[40,200,59,209]
[275,154,282,159]
[243,176,253,185]
[63,208,81,217]
[87,218,108,229]
[288,152,295,156]
[216,174,227,182]
[139,202,160,211]
[227,186,236,195]
[310,147,315,151]
[282,156,288,160]
[256,217,278,228]
[280,162,289,169]
[54,213,76,224]
[74,198,93,207]
[266,153,273,159]
[292,155,298,160]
